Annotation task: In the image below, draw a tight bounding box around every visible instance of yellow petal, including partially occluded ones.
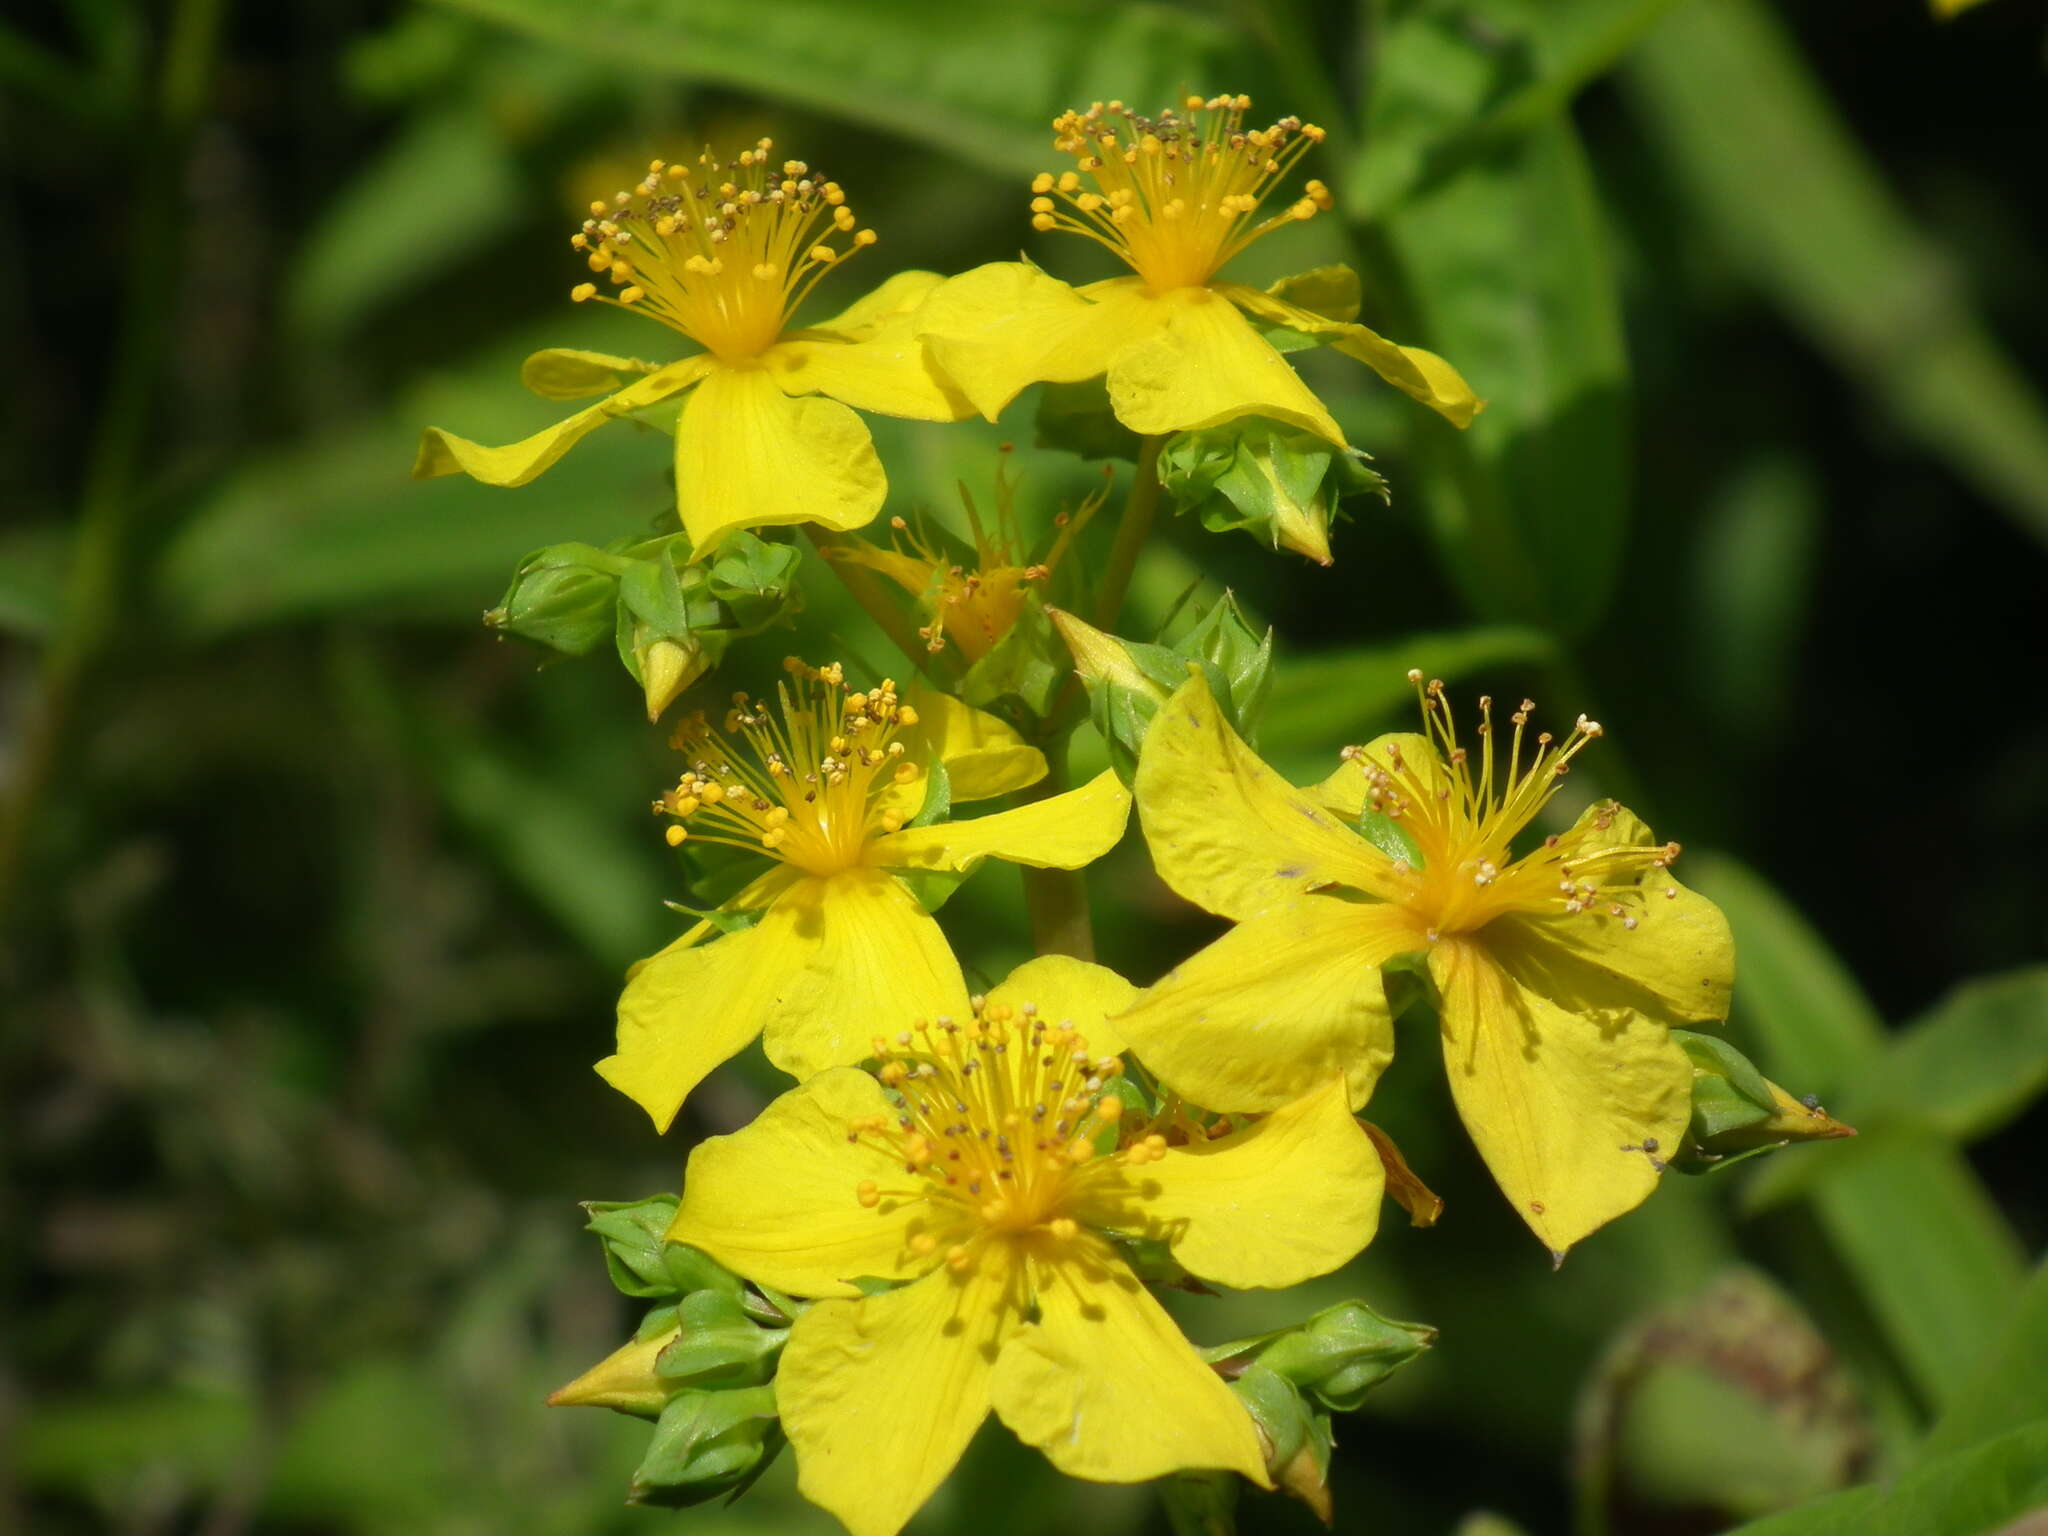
[674,363,884,552]
[1073,1076,1381,1288]
[413,357,707,485]
[990,1242,1269,1487]
[869,770,1130,876]
[779,1253,1014,1536]
[519,347,662,401]
[820,538,934,601]
[1105,286,1346,445]
[1430,936,1693,1259]
[897,685,1046,804]
[667,1067,938,1298]
[984,954,1139,1058]
[755,868,972,1082]
[916,262,1149,422]
[1137,671,1401,921]
[1499,800,1734,1023]
[597,881,821,1133]
[763,331,971,423]
[1113,897,1419,1113]
[1217,281,1485,429]
[802,269,949,339]
[622,865,802,978]
[1312,731,1445,818]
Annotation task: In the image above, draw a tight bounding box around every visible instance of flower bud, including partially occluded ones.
[583,1195,743,1301]
[1671,1032,1855,1173]
[547,1328,678,1419]
[627,1385,782,1508]
[1050,593,1272,786]
[1157,417,1388,565]
[486,541,624,657]
[1242,1299,1437,1413]
[1228,1364,1334,1524]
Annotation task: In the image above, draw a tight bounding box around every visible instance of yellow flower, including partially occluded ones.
[414,141,970,553]
[823,465,1101,661]
[599,660,1130,1130]
[668,966,1384,1536]
[1115,671,1734,1258]
[916,95,1481,446]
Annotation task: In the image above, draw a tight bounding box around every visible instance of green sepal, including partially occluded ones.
[906,750,952,830]
[957,596,1066,719]
[490,528,798,717]
[1670,1030,1855,1173]
[1203,1298,1436,1414]
[661,899,763,937]
[1054,592,1273,788]
[1249,265,1364,356]
[1226,1364,1336,1522]
[485,541,629,656]
[627,1386,784,1509]
[1356,808,1425,869]
[1034,376,1141,462]
[653,1289,788,1389]
[583,1196,743,1302]
[1158,416,1389,565]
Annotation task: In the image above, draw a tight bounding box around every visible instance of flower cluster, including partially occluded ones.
[416,90,1848,1536]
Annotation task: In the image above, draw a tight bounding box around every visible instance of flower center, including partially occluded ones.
[655,658,921,878]
[1342,672,1682,939]
[1029,94,1331,294]
[845,1000,1155,1274]
[569,140,876,363]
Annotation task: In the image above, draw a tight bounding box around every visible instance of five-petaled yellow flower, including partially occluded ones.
[668,963,1384,1536]
[1114,671,1734,1257]
[916,94,1481,447]
[600,660,1130,1130]
[414,140,970,553]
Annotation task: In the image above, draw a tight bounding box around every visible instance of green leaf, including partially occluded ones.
[285,105,521,340]
[426,0,1240,175]
[1920,1260,2048,1462]
[1383,115,1631,636]
[1689,854,2027,1411]
[1718,1421,2048,1536]
[1686,853,1885,1094]
[1628,0,2048,552]
[1849,968,2048,1142]
[1351,0,1694,215]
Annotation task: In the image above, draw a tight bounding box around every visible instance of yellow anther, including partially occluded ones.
[911,1233,938,1255]
[619,285,644,304]
[896,705,918,727]
[664,824,687,847]
[1096,1097,1123,1123]
[945,1244,973,1272]
[856,1179,880,1208]
[570,283,597,302]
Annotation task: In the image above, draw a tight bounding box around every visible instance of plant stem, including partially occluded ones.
[0,0,226,933]
[1016,734,1095,962]
[1090,434,1164,630]
[1016,436,1168,960]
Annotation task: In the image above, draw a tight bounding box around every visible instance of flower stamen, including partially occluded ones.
[1029,94,1329,294]
[571,142,876,362]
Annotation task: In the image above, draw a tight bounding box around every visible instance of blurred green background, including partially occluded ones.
[3,1,2045,1533]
